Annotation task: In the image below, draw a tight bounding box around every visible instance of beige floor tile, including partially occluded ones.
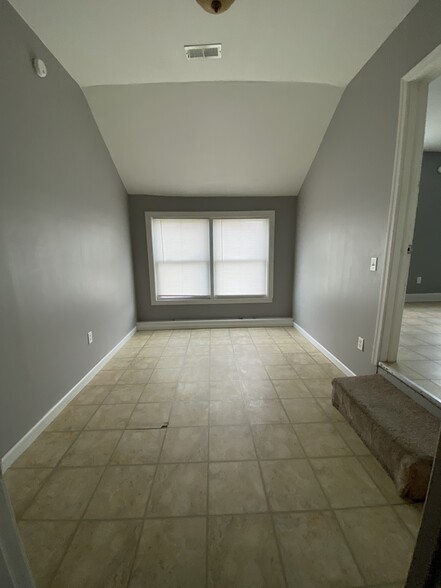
[139,382,177,402]
[18,521,77,588]
[127,402,172,428]
[210,400,248,425]
[311,457,387,508]
[259,352,289,366]
[303,378,333,397]
[118,368,153,385]
[4,469,52,519]
[147,463,207,516]
[209,426,256,461]
[104,384,144,404]
[111,429,165,464]
[266,365,298,381]
[294,423,352,458]
[180,365,210,382]
[315,397,345,421]
[358,455,405,504]
[160,427,208,462]
[285,353,317,366]
[129,356,158,370]
[260,460,328,511]
[274,511,363,588]
[51,520,142,588]
[246,399,289,424]
[23,467,103,520]
[169,401,209,426]
[60,430,122,466]
[46,405,98,431]
[282,398,328,423]
[241,380,277,400]
[129,518,206,588]
[176,382,210,400]
[209,461,267,514]
[156,356,185,369]
[321,364,346,378]
[13,432,77,468]
[104,357,134,370]
[309,352,332,364]
[210,366,240,381]
[294,364,328,379]
[90,369,124,385]
[208,514,285,588]
[210,381,243,400]
[335,506,415,585]
[86,404,135,430]
[238,367,270,383]
[85,465,155,518]
[71,385,112,405]
[394,503,424,537]
[273,379,312,398]
[150,368,182,383]
[252,424,305,459]
[334,422,371,455]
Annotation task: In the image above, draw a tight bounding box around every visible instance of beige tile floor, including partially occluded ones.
[5,327,421,587]
[394,302,441,401]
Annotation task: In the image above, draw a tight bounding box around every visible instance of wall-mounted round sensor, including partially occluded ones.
[32,58,47,78]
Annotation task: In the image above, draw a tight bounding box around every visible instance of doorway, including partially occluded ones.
[373,44,441,404]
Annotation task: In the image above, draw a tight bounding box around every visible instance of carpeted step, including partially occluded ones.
[332,374,439,501]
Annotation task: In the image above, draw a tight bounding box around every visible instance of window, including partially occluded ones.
[146,211,274,305]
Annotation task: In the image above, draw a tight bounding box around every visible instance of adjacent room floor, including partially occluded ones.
[395,302,441,401]
[5,327,420,587]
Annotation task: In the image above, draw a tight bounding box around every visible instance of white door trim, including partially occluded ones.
[372,44,441,365]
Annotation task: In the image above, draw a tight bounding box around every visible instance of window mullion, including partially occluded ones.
[209,218,215,299]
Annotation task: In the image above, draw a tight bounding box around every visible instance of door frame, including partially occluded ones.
[372,44,441,366]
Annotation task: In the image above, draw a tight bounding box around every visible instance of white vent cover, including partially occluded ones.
[185,44,222,60]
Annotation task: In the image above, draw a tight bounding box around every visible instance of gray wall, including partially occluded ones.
[0,0,136,459]
[293,0,441,375]
[407,152,441,294]
[129,195,296,321]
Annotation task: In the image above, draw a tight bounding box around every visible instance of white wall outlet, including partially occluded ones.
[370,257,378,272]
[357,336,364,351]
[416,276,422,284]
[87,331,93,345]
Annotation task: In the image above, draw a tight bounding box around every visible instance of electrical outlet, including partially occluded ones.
[357,337,364,351]
[416,276,422,284]
[370,257,378,272]
[87,331,93,345]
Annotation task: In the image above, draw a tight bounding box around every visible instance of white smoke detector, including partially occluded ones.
[184,44,222,60]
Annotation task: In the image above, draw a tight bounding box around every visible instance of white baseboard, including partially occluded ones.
[293,322,356,377]
[1,327,136,473]
[405,293,441,302]
[137,318,294,330]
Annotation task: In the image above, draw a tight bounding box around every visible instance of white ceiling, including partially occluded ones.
[84,82,343,196]
[10,0,417,87]
[9,0,418,195]
[425,76,441,152]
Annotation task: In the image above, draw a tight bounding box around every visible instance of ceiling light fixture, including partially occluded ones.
[196,0,236,15]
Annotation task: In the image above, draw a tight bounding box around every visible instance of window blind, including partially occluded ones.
[151,218,210,298]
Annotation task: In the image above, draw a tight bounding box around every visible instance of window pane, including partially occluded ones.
[213,218,270,296]
[151,218,210,298]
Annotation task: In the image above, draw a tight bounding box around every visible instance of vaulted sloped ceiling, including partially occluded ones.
[10,0,418,195]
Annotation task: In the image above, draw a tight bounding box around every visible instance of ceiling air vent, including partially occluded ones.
[185,44,222,60]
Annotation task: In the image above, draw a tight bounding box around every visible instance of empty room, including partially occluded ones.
[1,0,441,586]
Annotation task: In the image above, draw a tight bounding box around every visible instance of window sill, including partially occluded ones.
[151,296,274,306]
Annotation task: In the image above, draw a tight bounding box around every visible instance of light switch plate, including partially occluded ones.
[416,276,422,284]
[87,331,93,345]
[357,337,364,351]
[370,257,378,272]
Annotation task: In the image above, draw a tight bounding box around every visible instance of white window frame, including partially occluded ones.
[145,211,275,305]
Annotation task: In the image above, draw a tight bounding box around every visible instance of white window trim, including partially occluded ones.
[145,211,275,306]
